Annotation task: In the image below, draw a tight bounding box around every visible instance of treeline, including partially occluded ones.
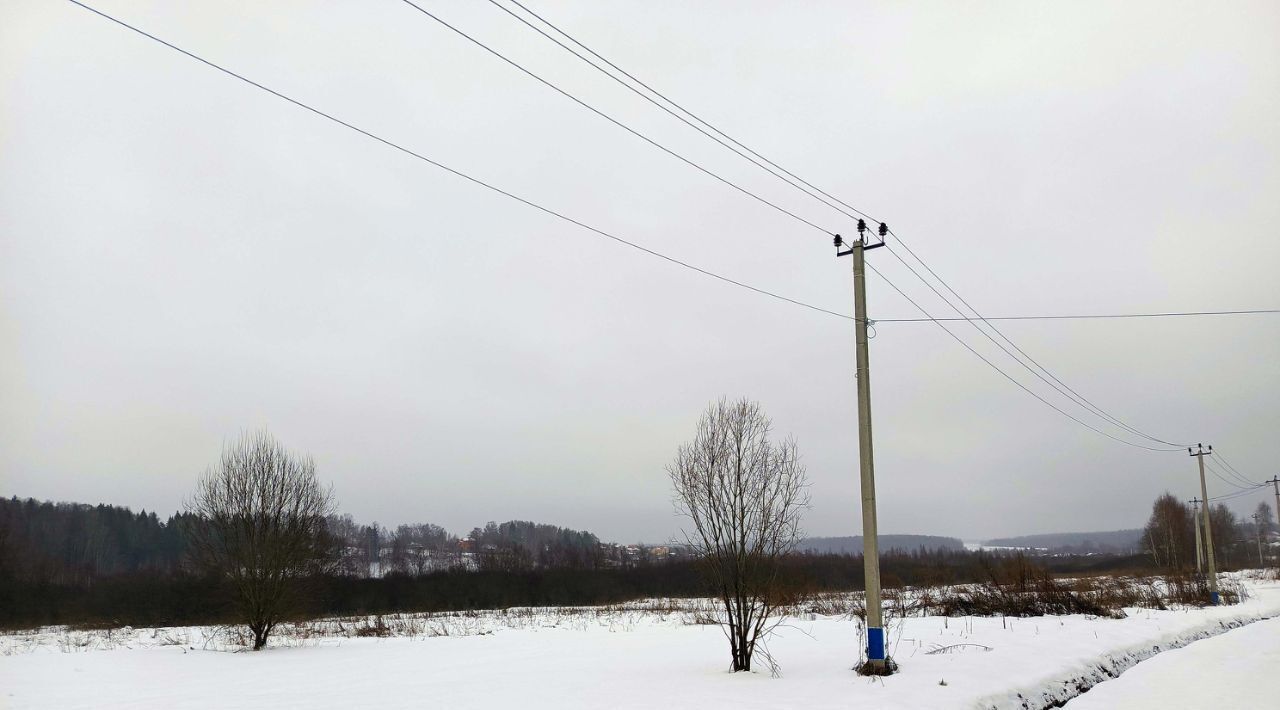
[0,496,618,588]
[798,535,964,555]
[1,545,1156,630]
[0,497,190,584]
[5,491,1238,631]
[1142,493,1275,571]
[982,529,1143,554]
[0,495,662,628]
[467,520,603,570]
[322,516,613,576]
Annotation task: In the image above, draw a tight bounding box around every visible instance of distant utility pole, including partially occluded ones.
[1189,497,1204,574]
[1189,444,1219,604]
[1253,513,1265,567]
[1270,477,1280,545]
[836,219,889,672]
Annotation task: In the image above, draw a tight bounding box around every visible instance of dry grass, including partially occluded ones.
[3,567,1259,657]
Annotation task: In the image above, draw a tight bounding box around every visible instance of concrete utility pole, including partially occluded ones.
[1190,444,1219,604]
[836,220,889,672]
[1190,497,1204,574]
[1270,477,1280,549]
[1251,513,1264,567]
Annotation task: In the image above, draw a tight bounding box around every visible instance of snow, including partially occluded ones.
[3,579,1277,709]
[964,542,1046,553]
[1062,614,1280,709]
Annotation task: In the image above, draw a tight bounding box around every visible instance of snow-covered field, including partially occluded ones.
[3,578,1277,709]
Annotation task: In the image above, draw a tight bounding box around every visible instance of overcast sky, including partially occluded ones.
[2,0,1277,542]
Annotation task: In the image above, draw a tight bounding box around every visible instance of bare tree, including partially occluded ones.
[184,431,336,650]
[1142,493,1194,570]
[1210,503,1237,570]
[324,513,366,577]
[669,397,809,672]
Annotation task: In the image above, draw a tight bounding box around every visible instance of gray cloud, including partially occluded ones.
[2,0,1277,542]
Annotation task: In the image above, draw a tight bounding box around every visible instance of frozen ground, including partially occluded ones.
[1063,613,1280,709]
[3,579,1277,709]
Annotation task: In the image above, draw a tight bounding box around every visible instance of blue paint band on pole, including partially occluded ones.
[1211,591,1220,605]
[867,626,886,660]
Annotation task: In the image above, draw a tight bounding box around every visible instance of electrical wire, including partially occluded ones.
[1208,485,1266,503]
[873,309,1280,323]
[1206,458,1256,490]
[63,0,854,323]
[377,3,1274,502]
[481,0,866,231]
[1203,459,1259,493]
[493,0,880,226]
[1205,456,1262,490]
[864,261,1182,452]
[486,0,1194,451]
[879,240,1190,449]
[67,0,1244,460]
[1213,451,1264,487]
[880,228,1193,451]
[397,0,837,237]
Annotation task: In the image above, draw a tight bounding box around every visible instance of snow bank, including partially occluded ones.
[972,593,1278,709]
[1063,614,1280,709]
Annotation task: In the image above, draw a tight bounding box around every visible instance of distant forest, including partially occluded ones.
[0,495,1161,630]
[982,529,1143,553]
[798,535,965,554]
[0,497,627,585]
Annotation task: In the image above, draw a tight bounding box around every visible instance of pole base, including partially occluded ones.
[1210,591,1220,605]
[857,626,898,675]
[856,656,899,676]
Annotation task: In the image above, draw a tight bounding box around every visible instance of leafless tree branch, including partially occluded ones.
[669,397,810,672]
[183,430,336,650]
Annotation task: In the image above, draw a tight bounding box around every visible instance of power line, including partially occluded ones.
[1209,485,1266,503]
[873,309,1280,323]
[1213,451,1263,487]
[1204,455,1255,488]
[66,0,1232,458]
[880,240,1190,449]
[350,3,1275,512]
[397,0,838,237]
[481,0,867,230]
[63,0,853,323]
[487,0,1192,450]
[493,0,880,226]
[877,225,1189,449]
[1204,458,1260,492]
[864,261,1182,452]
[1206,457,1258,490]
